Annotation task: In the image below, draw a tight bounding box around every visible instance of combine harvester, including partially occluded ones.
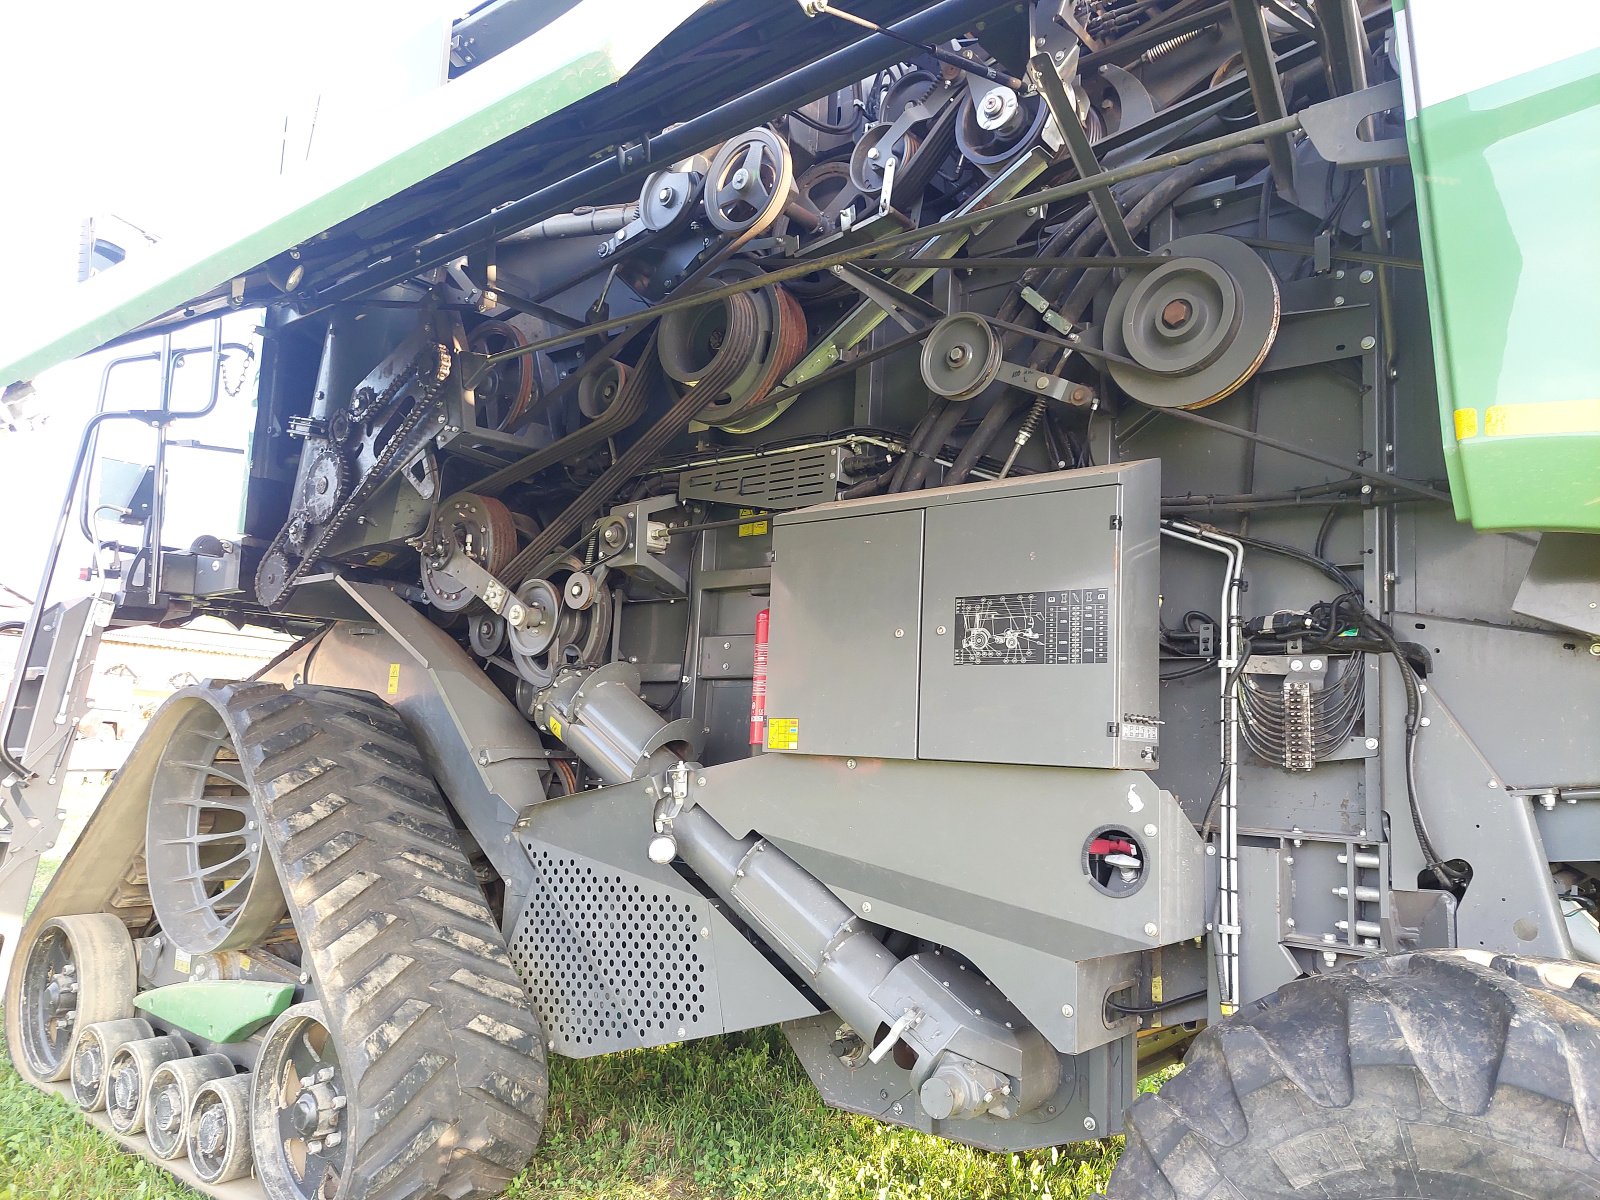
[2,1,1597,1196]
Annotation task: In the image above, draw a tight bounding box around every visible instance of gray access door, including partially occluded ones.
[765,507,924,759]
[918,484,1123,767]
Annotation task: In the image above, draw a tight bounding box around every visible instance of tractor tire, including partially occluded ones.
[215,681,549,1200]
[1109,950,1600,1198]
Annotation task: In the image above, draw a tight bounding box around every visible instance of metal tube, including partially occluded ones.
[1161,522,1245,1014]
[500,204,639,243]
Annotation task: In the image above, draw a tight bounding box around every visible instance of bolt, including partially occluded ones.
[1084,1116,1098,1132]
[982,92,1004,116]
[1206,845,1217,856]
[1420,716,1431,727]
[1160,298,1192,328]
[946,344,969,366]
[658,186,674,203]
[697,775,707,786]
[894,628,905,638]
[1035,375,1050,390]
[1590,643,1600,657]
[867,146,880,160]
[731,167,750,190]
[846,758,857,769]
[892,1101,904,1115]
[1061,1004,1074,1018]
[1143,823,1157,838]
[1361,335,1376,350]
[1334,295,1346,306]
[1366,737,1380,750]
[1143,923,1158,937]
[936,625,947,635]
[861,901,872,913]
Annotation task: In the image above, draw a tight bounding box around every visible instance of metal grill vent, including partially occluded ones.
[678,446,845,510]
[509,845,709,1054]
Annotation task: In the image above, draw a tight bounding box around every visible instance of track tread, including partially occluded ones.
[216,682,547,1200]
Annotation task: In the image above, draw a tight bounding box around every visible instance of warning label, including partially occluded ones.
[766,717,799,750]
[953,589,1110,666]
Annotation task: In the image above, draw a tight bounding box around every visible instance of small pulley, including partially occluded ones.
[577,360,629,420]
[704,129,794,237]
[919,313,1004,401]
[1102,234,1280,410]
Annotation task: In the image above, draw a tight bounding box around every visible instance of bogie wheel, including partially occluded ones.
[253,1003,350,1200]
[1109,950,1600,1198]
[8,913,136,1082]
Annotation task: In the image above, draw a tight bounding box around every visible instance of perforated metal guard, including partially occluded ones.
[678,445,846,510]
[509,843,720,1056]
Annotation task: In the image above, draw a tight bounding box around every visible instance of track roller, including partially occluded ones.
[253,1002,351,1200]
[146,1053,236,1160]
[70,1016,152,1112]
[9,912,136,1082]
[106,1033,191,1135]
[188,1073,255,1185]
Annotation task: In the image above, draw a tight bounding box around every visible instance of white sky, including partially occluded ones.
[0,0,462,603]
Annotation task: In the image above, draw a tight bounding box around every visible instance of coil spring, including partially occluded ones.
[1138,26,1210,64]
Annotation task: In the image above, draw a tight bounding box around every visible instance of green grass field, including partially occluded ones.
[1,1026,1135,1199]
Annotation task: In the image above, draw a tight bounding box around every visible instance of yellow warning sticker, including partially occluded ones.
[549,715,563,740]
[738,507,769,537]
[366,550,396,568]
[1453,408,1478,440]
[174,951,191,976]
[766,717,799,750]
[387,663,401,695]
[1151,975,1163,1004]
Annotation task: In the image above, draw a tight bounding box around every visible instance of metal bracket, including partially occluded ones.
[1299,78,1408,168]
[1027,52,1141,257]
[831,263,944,333]
[1226,0,1296,197]
[425,543,533,629]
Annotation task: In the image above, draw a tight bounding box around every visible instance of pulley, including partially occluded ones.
[704,128,794,237]
[419,492,518,613]
[1102,234,1280,409]
[465,320,535,431]
[660,265,808,427]
[920,313,1004,401]
[578,360,629,420]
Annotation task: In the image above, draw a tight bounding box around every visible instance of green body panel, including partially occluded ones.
[1399,12,1600,531]
[0,1,710,390]
[134,980,295,1043]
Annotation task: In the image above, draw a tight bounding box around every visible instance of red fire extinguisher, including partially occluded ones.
[749,607,770,747]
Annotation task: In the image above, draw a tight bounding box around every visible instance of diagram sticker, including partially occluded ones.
[953,590,1109,666]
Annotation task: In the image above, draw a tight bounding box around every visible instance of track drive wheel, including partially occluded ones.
[7,913,136,1082]
[208,682,550,1199]
[1109,950,1600,1198]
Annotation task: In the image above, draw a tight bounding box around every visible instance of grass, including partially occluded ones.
[0,1022,1158,1199]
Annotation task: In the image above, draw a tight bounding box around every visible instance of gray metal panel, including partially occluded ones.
[1513,533,1600,638]
[765,508,924,759]
[918,484,1130,768]
[692,751,1207,1055]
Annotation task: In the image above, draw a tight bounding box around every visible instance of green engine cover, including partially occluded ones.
[1396,2,1600,531]
[134,980,295,1044]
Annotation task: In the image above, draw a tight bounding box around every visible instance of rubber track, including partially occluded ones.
[215,681,548,1200]
[1109,950,1600,1198]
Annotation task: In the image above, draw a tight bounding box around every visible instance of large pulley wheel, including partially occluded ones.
[146,701,287,954]
[704,128,793,237]
[466,320,535,431]
[1103,233,1280,410]
[509,557,613,687]
[252,1002,351,1200]
[10,913,136,1082]
[661,264,808,426]
[420,491,518,613]
[920,313,1004,401]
